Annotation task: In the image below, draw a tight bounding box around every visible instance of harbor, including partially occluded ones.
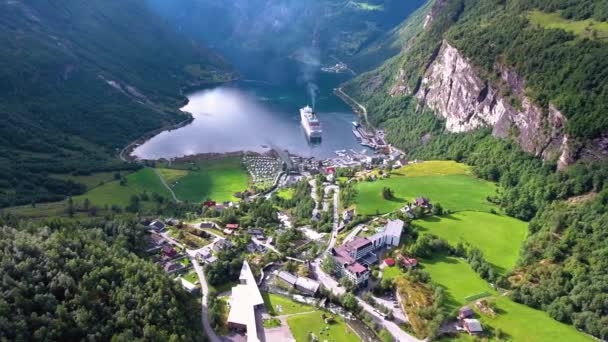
[351,121,388,151]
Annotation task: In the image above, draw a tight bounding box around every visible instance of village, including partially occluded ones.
[135,144,496,342]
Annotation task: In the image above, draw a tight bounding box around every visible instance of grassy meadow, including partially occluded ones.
[263,293,314,316]
[287,311,360,342]
[73,168,171,207]
[355,161,497,215]
[421,255,594,342]
[528,11,608,40]
[415,212,528,273]
[158,157,249,202]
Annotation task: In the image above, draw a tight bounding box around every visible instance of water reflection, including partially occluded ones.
[132,82,365,160]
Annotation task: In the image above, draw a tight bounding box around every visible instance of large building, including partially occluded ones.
[331,219,405,285]
[227,261,264,342]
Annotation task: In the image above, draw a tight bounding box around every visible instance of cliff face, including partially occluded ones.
[392,40,574,168]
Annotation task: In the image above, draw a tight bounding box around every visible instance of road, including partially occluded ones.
[309,182,422,342]
[336,87,368,125]
[192,256,222,342]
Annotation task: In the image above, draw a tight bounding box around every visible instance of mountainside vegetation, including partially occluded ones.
[344,0,608,339]
[145,0,426,71]
[0,0,233,208]
[0,217,203,341]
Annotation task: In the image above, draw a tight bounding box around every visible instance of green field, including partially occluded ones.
[276,188,295,200]
[159,157,249,202]
[287,311,360,342]
[74,168,171,207]
[415,211,528,273]
[263,293,314,316]
[355,170,497,215]
[52,171,123,191]
[529,11,608,40]
[423,255,593,342]
[382,265,405,281]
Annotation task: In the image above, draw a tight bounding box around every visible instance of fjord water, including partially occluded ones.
[132,61,366,159]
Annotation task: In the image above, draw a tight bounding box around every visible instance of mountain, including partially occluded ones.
[144,0,426,72]
[344,0,608,339]
[0,0,234,207]
[346,0,608,168]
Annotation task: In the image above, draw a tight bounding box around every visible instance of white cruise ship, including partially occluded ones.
[300,106,322,139]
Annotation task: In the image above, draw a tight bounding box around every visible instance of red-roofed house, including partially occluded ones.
[325,167,336,174]
[384,258,396,267]
[226,224,239,230]
[203,201,216,207]
[398,254,418,268]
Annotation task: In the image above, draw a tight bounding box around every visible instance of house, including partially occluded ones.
[165,218,180,226]
[295,276,320,295]
[223,229,234,236]
[248,229,264,239]
[397,254,418,268]
[324,167,336,175]
[459,306,475,319]
[389,151,401,161]
[197,247,212,260]
[277,271,298,286]
[383,258,396,267]
[415,197,431,208]
[216,204,228,212]
[213,239,234,252]
[181,278,199,294]
[463,319,483,335]
[342,209,355,224]
[200,222,215,229]
[226,223,239,230]
[227,261,264,341]
[164,262,184,273]
[148,220,166,232]
[162,246,177,258]
[205,255,218,264]
[203,201,217,207]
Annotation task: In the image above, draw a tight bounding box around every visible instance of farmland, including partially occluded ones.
[421,255,594,342]
[158,157,249,202]
[415,212,528,273]
[355,161,497,215]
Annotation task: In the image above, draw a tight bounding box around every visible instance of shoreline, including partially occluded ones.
[120,76,366,164]
[119,76,240,162]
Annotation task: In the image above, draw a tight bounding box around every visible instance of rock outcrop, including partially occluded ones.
[393,40,574,168]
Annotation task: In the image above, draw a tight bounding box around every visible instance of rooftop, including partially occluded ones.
[227,261,264,342]
[385,219,404,236]
[464,319,483,332]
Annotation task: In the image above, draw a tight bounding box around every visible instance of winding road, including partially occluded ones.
[310,182,422,342]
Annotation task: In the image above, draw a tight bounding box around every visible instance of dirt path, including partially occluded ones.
[152,168,181,203]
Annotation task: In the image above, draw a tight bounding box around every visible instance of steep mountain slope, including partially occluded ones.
[144,0,426,72]
[0,0,234,207]
[345,0,608,339]
[347,0,608,167]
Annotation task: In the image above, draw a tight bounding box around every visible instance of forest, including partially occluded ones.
[0,0,233,208]
[0,217,203,341]
[343,0,608,338]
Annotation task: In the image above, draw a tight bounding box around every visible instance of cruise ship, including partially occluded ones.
[300,106,322,139]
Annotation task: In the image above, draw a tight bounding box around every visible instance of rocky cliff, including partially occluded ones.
[391,40,574,168]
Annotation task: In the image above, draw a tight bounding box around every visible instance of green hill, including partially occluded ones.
[0,0,234,207]
[343,0,608,339]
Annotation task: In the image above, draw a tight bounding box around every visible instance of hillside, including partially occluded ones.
[144,0,426,72]
[344,0,608,339]
[0,0,234,207]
